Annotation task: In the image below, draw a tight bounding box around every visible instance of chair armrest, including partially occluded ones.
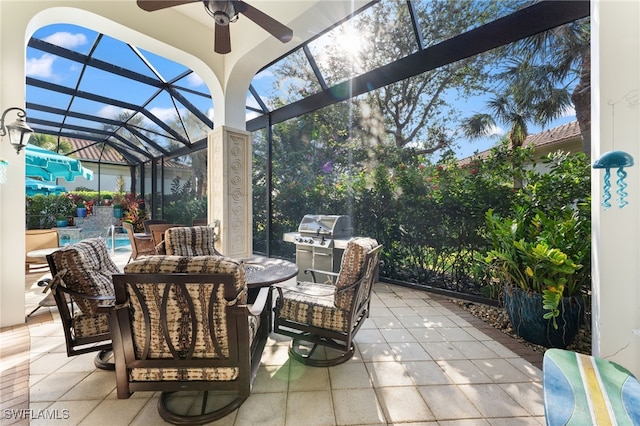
[303,268,338,283]
[51,284,115,302]
[245,287,269,316]
[335,277,363,294]
[271,282,335,298]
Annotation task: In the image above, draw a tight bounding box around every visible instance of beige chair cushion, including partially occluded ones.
[164,226,220,256]
[72,312,111,338]
[49,238,119,315]
[279,282,350,332]
[334,237,379,310]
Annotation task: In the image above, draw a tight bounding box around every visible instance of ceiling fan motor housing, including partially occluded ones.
[205,1,237,26]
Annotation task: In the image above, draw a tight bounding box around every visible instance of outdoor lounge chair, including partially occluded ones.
[272,237,382,366]
[25,229,59,271]
[46,238,119,370]
[109,255,269,425]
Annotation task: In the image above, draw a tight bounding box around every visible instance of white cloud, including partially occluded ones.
[43,32,88,49]
[254,69,273,80]
[150,107,179,122]
[186,73,204,87]
[97,105,134,119]
[561,105,576,117]
[26,54,55,78]
[487,124,504,136]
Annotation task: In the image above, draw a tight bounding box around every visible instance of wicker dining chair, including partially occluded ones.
[122,221,155,262]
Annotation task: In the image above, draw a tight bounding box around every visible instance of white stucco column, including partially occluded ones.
[208,126,252,259]
[592,0,640,376]
[0,1,29,327]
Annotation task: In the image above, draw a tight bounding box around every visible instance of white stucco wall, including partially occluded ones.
[592,0,640,376]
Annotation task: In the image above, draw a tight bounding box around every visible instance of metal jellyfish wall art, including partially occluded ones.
[593,150,634,209]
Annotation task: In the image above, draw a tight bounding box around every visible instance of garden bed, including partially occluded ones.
[453,299,592,355]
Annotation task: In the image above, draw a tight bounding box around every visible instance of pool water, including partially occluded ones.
[58,236,132,250]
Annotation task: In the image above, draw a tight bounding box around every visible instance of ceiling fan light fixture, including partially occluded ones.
[204,1,238,26]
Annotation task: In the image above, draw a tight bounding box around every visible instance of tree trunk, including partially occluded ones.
[572,48,591,156]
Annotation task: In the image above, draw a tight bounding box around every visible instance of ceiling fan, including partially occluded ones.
[137,1,293,54]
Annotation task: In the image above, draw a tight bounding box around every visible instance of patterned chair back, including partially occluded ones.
[118,256,249,371]
[110,255,269,422]
[48,238,119,315]
[334,237,380,310]
[164,226,222,256]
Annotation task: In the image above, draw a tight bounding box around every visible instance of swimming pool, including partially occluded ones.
[58,235,132,251]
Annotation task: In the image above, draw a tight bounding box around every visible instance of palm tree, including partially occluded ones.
[513,18,590,154]
[462,58,572,150]
[29,133,72,152]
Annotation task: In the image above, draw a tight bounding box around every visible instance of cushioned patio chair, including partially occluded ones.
[109,255,269,425]
[164,225,223,256]
[46,238,119,370]
[122,221,155,263]
[272,237,382,366]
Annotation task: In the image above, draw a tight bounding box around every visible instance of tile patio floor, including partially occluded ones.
[1,247,545,425]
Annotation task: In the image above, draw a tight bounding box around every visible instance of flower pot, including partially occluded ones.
[56,219,68,228]
[503,285,584,348]
[113,207,123,218]
[76,207,87,218]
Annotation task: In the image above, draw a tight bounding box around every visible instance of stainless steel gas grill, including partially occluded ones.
[283,215,352,283]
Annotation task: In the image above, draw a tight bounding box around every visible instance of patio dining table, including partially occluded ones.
[242,255,298,288]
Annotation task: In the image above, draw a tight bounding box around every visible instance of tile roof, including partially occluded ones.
[524,120,581,149]
[459,121,582,165]
[64,137,127,164]
[63,137,189,169]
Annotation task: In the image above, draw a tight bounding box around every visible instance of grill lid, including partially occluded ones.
[298,215,352,238]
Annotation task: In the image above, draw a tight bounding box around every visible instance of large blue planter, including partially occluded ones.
[76,207,87,218]
[503,285,584,348]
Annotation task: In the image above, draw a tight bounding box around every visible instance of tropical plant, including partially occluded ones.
[121,193,148,232]
[482,148,590,331]
[484,208,583,328]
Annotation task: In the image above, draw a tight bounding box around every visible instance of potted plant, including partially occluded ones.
[113,204,123,219]
[484,207,587,348]
[76,201,87,218]
[102,194,113,206]
[55,215,68,228]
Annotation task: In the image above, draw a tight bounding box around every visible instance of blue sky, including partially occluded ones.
[27,22,577,160]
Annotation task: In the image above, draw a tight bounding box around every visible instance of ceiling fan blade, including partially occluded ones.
[215,23,231,54]
[235,1,293,43]
[136,0,199,12]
